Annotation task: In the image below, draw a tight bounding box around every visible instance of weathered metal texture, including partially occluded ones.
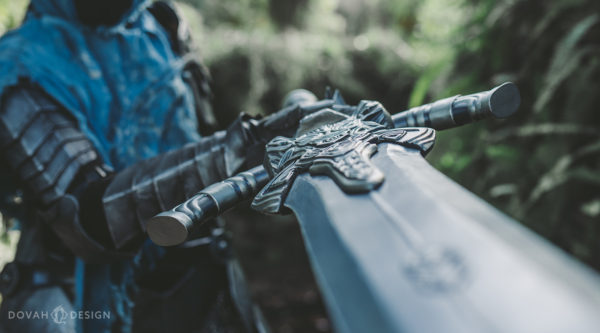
[285,143,600,333]
[251,101,435,214]
[393,82,520,130]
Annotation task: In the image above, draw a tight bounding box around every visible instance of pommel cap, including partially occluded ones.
[147,212,193,247]
[484,82,521,119]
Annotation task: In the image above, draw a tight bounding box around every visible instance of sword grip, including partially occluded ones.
[147,165,269,246]
[392,82,520,130]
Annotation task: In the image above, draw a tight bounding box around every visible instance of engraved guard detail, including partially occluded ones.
[251,101,436,214]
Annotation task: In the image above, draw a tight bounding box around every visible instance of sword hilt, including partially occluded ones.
[147,84,520,246]
[392,82,520,130]
[146,166,269,246]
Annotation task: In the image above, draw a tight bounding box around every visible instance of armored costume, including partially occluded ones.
[0,0,317,332]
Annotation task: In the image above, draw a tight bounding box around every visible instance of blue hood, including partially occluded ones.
[0,0,202,170]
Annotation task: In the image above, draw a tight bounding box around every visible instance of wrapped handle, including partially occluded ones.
[392,82,520,130]
[146,165,269,246]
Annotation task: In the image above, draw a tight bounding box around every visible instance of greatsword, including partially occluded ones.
[148,83,600,332]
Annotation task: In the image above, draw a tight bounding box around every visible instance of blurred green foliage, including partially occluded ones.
[179,0,600,271]
[0,0,599,269]
[0,0,26,35]
[428,0,600,269]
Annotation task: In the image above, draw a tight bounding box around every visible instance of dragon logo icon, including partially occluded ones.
[51,305,68,325]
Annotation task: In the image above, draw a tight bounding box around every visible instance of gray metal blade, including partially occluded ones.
[285,143,600,333]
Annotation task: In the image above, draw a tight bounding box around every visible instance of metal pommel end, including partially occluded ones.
[392,82,520,130]
[147,192,218,246]
[484,82,521,119]
[147,211,195,246]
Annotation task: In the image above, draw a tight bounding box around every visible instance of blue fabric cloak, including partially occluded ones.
[0,1,204,331]
[0,0,201,170]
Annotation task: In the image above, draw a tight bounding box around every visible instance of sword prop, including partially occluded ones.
[146,82,600,332]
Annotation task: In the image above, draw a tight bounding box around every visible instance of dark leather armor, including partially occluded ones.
[0,84,264,262]
[0,87,104,208]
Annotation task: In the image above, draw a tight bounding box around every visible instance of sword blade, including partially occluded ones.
[285,143,600,333]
